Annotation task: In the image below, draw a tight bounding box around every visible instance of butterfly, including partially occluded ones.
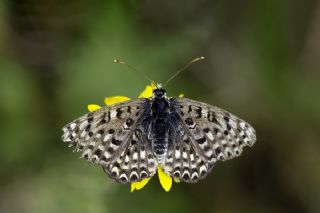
[61,83,256,184]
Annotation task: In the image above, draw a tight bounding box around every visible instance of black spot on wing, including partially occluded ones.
[107,147,114,155]
[194,107,202,118]
[207,111,219,123]
[185,118,194,126]
[223,116,229,122]
[196,137,206,144]
[88,117,94,123]
[126,118,134,127]
[85,124,91,132]
[99,112,110,125]
[116,108,123,119]
[111,138,121,146]
[94,149,103,158]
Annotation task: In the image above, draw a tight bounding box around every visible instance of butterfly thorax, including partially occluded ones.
[150,88,170,162]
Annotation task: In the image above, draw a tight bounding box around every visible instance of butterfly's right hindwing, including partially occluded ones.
[161,125,215,183]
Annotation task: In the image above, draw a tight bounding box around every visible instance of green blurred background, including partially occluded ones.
[1,0,319,212]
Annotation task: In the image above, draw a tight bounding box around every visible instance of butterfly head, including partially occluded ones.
[153,83,166,99]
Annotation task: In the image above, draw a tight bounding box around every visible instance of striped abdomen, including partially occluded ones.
[150,96,170,162]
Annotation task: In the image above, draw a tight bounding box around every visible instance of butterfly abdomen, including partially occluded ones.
[151,96,170,162]
[153,119,169,162]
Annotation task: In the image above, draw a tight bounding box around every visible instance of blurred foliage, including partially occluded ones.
[0,0,320,213]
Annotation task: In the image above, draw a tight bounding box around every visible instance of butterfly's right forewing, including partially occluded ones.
[173,97,256,163]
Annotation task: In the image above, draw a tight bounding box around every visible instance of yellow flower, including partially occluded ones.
[87,104,101,112]
[157,164,172,191]
[130,177,151,192]
[138,82,157,98]
[87,82,183,192]
[104,96,130,105]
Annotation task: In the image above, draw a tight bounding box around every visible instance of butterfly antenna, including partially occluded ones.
[164,56,205,86]
[113,59,153,83]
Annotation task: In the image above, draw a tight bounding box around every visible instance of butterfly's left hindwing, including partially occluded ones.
[102,127,157,184]
[62,99,158,183]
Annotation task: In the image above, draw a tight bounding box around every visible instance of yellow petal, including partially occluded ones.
[178,93,184,98]
[173,178,181,183]
[130,177,151,192]
[138,82,157,98]
[157,164,172,192]
[87,104,101,112]
[104,96,131,106]
[130,184,136,192]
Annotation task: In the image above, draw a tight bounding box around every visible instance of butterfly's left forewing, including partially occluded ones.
[62,99,158,183]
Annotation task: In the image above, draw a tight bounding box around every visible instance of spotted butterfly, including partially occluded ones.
[62,83,256,183]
